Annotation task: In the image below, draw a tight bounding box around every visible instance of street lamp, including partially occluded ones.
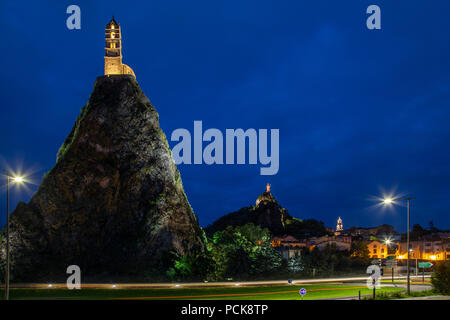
[2,170,25,300]
[12,177,23,183]
[382,196,415,296]
[384,237,394,282]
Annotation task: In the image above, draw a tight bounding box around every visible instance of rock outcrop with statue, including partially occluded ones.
[205,184,327,239]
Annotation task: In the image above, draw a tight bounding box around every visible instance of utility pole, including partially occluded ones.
[2,170,25,300]
[381,196,415,296]
[4,175,10,300]
[416,258,418,276]
[372,278,376,299]
[406,199,411,296]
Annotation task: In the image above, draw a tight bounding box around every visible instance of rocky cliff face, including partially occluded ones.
[0,75,205,281]
[205,189,328,239]
[205,190,292,237]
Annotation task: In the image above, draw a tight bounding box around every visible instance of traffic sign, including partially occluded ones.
[386,255,396,260]
[418,262,433,268]
[386,263,396,268]
[386,259,397,267]
[299,288,307,296]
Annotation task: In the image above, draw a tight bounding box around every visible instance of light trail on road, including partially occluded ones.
[1,275,431,290]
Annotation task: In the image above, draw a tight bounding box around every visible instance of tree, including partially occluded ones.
[287,255,304,273]
[322,243,340,273]
[249,237,282,275]
[166,249,215,281]
[235,223,271,244]
[350,240,370,262]
[301,247,324,274]
[208,227,251,279]
[429,221,439,233]
[284,219,327,239]
[431,261,450,295]
[208,223,282,280]
[411,224,428,240]
[412,224,426,234]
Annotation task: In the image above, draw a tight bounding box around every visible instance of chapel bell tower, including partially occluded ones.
[104,17,135,78]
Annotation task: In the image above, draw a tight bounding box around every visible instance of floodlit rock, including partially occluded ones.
[205,186,328,239]
[205,189,292,237]
[0,75,205,281]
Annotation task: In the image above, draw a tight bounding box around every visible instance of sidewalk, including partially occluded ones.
[396,295,450,300]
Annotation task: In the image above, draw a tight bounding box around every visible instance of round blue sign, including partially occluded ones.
[299,288,306,296]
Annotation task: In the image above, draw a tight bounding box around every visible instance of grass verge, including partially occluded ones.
[9,284,403,300]
[363,289,439,300]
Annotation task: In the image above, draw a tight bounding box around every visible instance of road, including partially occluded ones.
[2,274,431,289]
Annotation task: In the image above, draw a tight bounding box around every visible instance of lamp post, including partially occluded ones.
[4,173,9,301]
[382,196,415,296]
[384,238,395,283]
[2,170,24,300]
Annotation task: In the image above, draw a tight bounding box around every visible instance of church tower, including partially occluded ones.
[336,217,344,233]
[104,17,135,78]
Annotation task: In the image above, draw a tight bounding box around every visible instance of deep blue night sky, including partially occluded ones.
[1,1,450,232]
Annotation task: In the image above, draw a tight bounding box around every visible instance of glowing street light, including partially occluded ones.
[381,195,415,296]
[2,170,27,300]
[12,176,24,183]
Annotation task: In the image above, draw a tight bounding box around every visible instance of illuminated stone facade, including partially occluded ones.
[367,240,388,259]
[309,235,352,251]
[271,235,307,260]
[104,18,135,78]
[397,233,450,261]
